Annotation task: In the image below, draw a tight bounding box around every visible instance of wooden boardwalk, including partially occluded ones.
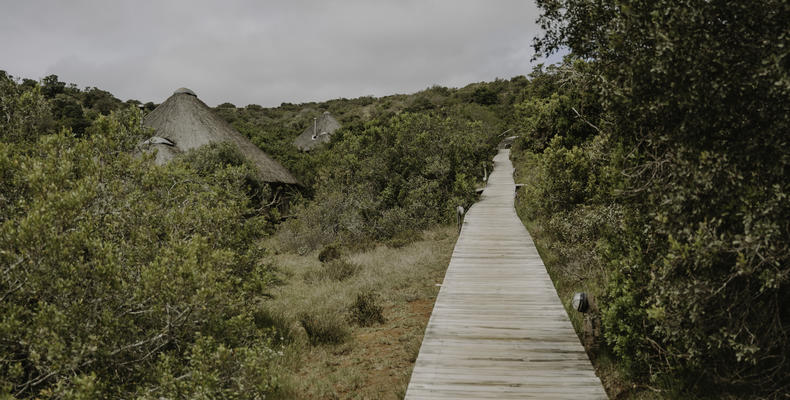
[404,149,607,399]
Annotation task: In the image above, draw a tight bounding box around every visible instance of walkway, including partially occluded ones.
[404,149,607,399]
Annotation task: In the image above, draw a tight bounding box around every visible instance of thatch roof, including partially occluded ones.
[141,88,298,185]
[293,111,341,151]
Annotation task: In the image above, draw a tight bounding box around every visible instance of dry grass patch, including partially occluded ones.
[303,259,361,283]
[263,225,457,398]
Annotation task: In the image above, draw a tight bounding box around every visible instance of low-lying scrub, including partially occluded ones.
[299,309,350,346]
[275,112,498,253]
[263,225,457,398]
[318,244,341,263]
[303,259,361,283]
[349,291,386,327]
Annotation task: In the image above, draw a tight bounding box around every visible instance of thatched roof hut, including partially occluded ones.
[141,88,298,185]
[293,111,341,151]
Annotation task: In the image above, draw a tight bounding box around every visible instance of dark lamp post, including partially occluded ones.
[572,292,589,313]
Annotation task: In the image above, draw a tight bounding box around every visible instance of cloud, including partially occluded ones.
[1,0,545,106]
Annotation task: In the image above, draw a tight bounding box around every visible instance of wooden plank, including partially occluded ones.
[405,149,608,399]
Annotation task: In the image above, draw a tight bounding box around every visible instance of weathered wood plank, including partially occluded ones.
[405,149,607,399]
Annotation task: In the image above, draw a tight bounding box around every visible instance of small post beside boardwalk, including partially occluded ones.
[405,149,607,399]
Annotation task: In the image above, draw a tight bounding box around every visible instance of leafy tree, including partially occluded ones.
[40,75,65,99]
[470,86,499,105]
[0,73,54,144]
[19,79,38,92]
[513,60,601,152]
[1,104,283,397]
[51,93,90,135]
[404,96,434,112]
[82,87,121,115]
[534,0,790,396]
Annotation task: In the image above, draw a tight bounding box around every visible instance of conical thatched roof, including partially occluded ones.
[293,111,341,151]
[141,88,298,185]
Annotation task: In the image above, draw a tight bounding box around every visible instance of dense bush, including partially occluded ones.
[178,141,277,212]
[512,61,601,152]
[318,244,341,263]
[527,0,790,396]
[0,78,284,397]
[2,72,126,138]
[277,111,498,251]
[303,260,360,283]
[0,72,53,144]
[298,310,349,346]
[349,291,385,327]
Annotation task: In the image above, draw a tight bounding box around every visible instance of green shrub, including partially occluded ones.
[386,229,419,249]
[278,111,498,252]
[0,72,54,144]
[298,310,350,346]
[535,0,790,396]
[151,335,281,399]
[0,109,283,398]
[276,191,367,252]
[528,133,615,217]
[318,244,341,263]
[304,260,360,283]
[512,61,601,152]
[178,142,275,210]
[539,138,591,213]
[349,291,386,327]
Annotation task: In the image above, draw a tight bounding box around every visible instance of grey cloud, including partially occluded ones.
[1,0,545,106]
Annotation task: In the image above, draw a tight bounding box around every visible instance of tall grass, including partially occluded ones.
[262,225,457,398]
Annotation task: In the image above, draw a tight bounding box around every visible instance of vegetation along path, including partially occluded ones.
[405,149,607,399]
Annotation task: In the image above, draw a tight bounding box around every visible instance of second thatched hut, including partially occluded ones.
[293,111,341,151]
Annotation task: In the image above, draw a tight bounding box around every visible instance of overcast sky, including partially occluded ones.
[1,0,554,107]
